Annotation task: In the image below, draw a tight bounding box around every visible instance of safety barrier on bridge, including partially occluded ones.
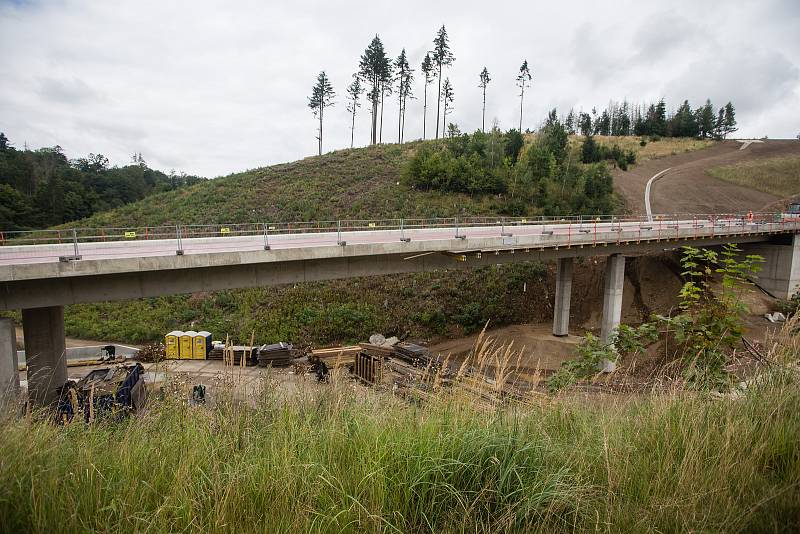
[1,212,798,265]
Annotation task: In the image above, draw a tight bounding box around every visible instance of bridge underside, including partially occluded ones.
[1,232,797,406]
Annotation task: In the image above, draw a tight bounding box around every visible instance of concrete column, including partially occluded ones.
[553,257,574,337]
[600,254,625,372]
[0,318,20,405]
[22,306,67,406]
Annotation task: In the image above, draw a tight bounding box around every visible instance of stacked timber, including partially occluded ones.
[258,343,293,367]
[207,345,259,366]
[393,342,432,367]
[358,343,395,358]
[310,346,361,367]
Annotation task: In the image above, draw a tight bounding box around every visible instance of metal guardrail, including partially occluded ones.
[0,212,796,264]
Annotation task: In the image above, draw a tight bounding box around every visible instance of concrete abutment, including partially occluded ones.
[743,234,800,299]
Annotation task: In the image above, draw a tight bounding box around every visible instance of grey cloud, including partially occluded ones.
[37,76,99,104]
[1,0,799,176]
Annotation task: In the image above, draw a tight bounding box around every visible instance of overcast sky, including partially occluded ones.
[1,0,798,177]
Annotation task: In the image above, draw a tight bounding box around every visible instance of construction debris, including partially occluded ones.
[57,363,147,423]
[765,312,786,323]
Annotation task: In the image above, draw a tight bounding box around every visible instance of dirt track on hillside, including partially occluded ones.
[614,140,800,214]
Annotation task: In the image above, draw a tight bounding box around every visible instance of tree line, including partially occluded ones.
[307,25,741,154]
[308,26,535,154]
[0,132,205,231]
[562,99,737,140]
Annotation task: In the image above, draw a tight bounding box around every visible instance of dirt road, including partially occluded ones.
[615,139,800,214]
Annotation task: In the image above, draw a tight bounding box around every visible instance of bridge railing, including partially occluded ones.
[1,213,797,264]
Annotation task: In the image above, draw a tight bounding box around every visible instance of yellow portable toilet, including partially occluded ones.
[165,331,183,359]
[180,331,197,360]
[193,331,212,360]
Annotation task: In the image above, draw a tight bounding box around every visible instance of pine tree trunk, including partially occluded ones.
[398,91,402,143]
[482,87,486,132]
[443,100,447,137]
[519,86,524,132]
[319,103,323,156]
[435,65,442,139]
[401,98,406,144]
[350,106,356,148]
[379,84,385,144]
[422,83,428,140]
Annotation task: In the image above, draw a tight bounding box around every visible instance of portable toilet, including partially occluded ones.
[193,331,212,360]
[180,331,197,360]
[165,331,183,359]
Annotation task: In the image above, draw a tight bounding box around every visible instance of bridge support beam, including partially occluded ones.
[0,318,20,405]
[743,234,800,299]
[553,257,573,337]
[22,306,67,407]
[600,254,625,372]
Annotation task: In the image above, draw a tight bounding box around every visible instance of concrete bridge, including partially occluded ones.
[1,214,798,405]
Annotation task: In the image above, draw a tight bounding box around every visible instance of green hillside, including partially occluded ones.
[55,136,713,346]
[70,142,503,228]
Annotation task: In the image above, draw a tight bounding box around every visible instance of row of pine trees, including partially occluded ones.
[308,26,534,155]
[308,26,738,155]
[562,100,737,140]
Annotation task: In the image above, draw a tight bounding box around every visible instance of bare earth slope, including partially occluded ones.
[614,139,800,214]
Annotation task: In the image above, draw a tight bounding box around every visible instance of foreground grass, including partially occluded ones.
[1,369,798,532]
[708,154,800,198]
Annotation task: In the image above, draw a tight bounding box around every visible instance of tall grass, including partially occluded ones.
[1,331,799,532]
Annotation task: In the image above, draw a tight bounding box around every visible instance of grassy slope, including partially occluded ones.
[708,154,800,198]
[72,142,504,228]
[59,138,712,346]
[1,369,798,532]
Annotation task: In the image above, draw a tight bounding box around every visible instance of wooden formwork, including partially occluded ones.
[353,351,383,385]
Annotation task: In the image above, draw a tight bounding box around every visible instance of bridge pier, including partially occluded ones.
[0,318,20,405]
[553,257,573,337]
[743,234,800,299]
[600,254,625,372]
[22,306,67,407]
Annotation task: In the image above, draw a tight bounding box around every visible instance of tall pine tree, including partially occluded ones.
[432,25,454,140]
[441,77,454,135]
[395,49,414,143]
[346,74,363,148]
[307,71,335,155]
[359,36,389,145]
[420,53,434,140]
[516,60,532,132]
[478,67,490,133]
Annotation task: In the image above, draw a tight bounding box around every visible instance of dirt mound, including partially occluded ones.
[615,139,800,214]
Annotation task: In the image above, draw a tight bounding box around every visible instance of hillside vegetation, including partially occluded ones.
[54,136,715,346]
[708,154,800,198]
[66,134,713,229]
